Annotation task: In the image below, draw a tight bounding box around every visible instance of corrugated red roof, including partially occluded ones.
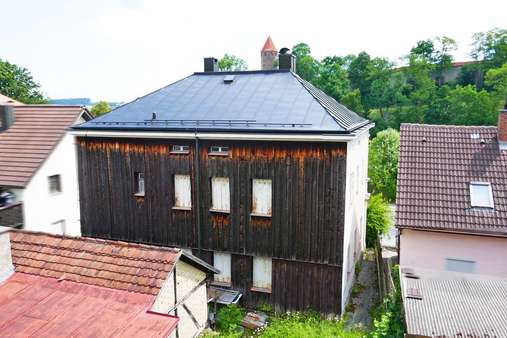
[0,273,178,337]
[261,36,277,52]
[0,105,86,188]
[10,230,181,295]
[396,123,507,235]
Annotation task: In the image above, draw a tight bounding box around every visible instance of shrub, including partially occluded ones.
[216,305,244,334]
[368,266,405,338]
[366,194,392,247]
[368,128,400,202]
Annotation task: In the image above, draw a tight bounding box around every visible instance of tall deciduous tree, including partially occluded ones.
[0,59,47,103]
[218,54,247,71]
[292,43,320,83]
[368,128,400,202]
[91,101,111,117]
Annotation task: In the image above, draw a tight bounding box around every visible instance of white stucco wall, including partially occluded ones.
[400,229,507,277]
[341,129,369,312]
[18,132,81,236]
[152,260,208,338]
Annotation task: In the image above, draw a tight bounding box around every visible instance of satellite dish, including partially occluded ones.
[279,47,290,55]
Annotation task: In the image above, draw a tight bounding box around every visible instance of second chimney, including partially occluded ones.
[498,102,507,150]
[204,57,218,72]
[278,48,296,73]
[0,105,15,132]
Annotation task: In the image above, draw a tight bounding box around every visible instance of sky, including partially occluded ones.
[1,0,506,102]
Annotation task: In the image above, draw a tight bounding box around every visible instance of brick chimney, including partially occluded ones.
[498,102,507,150]
[0,105,15,132]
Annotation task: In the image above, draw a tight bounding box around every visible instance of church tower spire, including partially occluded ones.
[261,36,278,70]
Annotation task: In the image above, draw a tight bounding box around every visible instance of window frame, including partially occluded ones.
[48,174,62,195]
[134,172,145,197]
[170,145,190,154]
[251,256,272,293]
[210,177,230,213]
[212,252,231,286]
[469,181,494,208]
[251,178,272,217]
[208,146,229,156]
[173,174,192,210]
[445,258,476,273]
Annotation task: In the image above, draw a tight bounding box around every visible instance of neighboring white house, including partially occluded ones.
[0,101,92,236]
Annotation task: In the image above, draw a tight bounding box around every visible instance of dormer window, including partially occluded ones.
[209,146,229,156]
[470,182,493,208]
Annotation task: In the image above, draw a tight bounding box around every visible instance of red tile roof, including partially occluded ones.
[262,36,277,52]
[0,273,178,338]
[10,230,181,295]
[396,124,507,235]
[0,105,88,188]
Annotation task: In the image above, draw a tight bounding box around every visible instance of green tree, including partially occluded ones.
[341,89,364,115]
[91,101,111,116]
[471,28,507,69]
[366,194,392,248]
[484,62,507,100]
[218,54,247,71]
[313,56,350,101]
[292,43,320,83]
[410,37,457,86]
[368,128,400,202]
[446,85,500,125]
[0,59,47,103]
[348,52,373,108]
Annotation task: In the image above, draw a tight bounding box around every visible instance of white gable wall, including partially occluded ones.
[341,129,369,313]
[20,132,81,236]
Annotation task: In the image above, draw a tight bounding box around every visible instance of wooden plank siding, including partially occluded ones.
[77,137,347,313]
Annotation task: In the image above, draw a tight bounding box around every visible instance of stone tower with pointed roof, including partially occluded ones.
[261,36,278,70]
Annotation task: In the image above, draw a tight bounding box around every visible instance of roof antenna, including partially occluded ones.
[152,112,157,120]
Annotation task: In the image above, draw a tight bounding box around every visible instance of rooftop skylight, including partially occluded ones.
[469,182,494,208]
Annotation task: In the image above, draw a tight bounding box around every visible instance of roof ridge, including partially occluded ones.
[9,229,181,254]
[289,72,369,132]
[401,123,497,129]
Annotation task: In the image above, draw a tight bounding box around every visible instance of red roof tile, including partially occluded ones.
[9,230,181,295]
[0,273,178,338]
[262,36,277,52]
[396,124,507,235]
[0,105,88,187]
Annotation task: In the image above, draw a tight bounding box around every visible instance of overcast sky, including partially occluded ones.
[1,0,506,102]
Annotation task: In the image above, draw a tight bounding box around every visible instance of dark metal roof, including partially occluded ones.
[396,123,507,236]
[401,267,507,337]
[75,70,368,133]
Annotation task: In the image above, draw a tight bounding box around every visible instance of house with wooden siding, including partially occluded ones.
[0,101,92,235]
[71,40,372,314]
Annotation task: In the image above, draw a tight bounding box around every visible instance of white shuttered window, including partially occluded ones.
[211,177,230,211]
[252,256,272,291]
[252,179,272,216]
[213,252,231,285]
[174,175,191,208]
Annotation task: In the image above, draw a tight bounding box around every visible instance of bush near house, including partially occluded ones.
[368,129,400,203]
[366,194,392,248]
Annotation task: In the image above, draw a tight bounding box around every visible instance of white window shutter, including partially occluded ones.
[174,175,191,208]
[212,177,230,211]
[213,252,231,284]
[252,179,272,216]
[253,256,272,290]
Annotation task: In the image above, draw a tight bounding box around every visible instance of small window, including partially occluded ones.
[135,172,145,196]
[48,175,62,194]
[213,252,231,285]
[209,146,229,156]
[470,182,493,208]
[211,177,230,212]
[446,258,476,273]
[52,220,66,235]
[252,179,272,216]
[174,174,191,209]
[171,145,190,154]
[252,256,272,292]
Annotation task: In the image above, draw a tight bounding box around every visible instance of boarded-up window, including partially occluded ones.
[252,179,272,216]
[213,252,231,285]
[174,175,191,208]
[252,256,272,292]
[211,177,230,211]
[135,172,145,195]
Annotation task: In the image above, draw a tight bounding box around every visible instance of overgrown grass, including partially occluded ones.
[259,311,365,338]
